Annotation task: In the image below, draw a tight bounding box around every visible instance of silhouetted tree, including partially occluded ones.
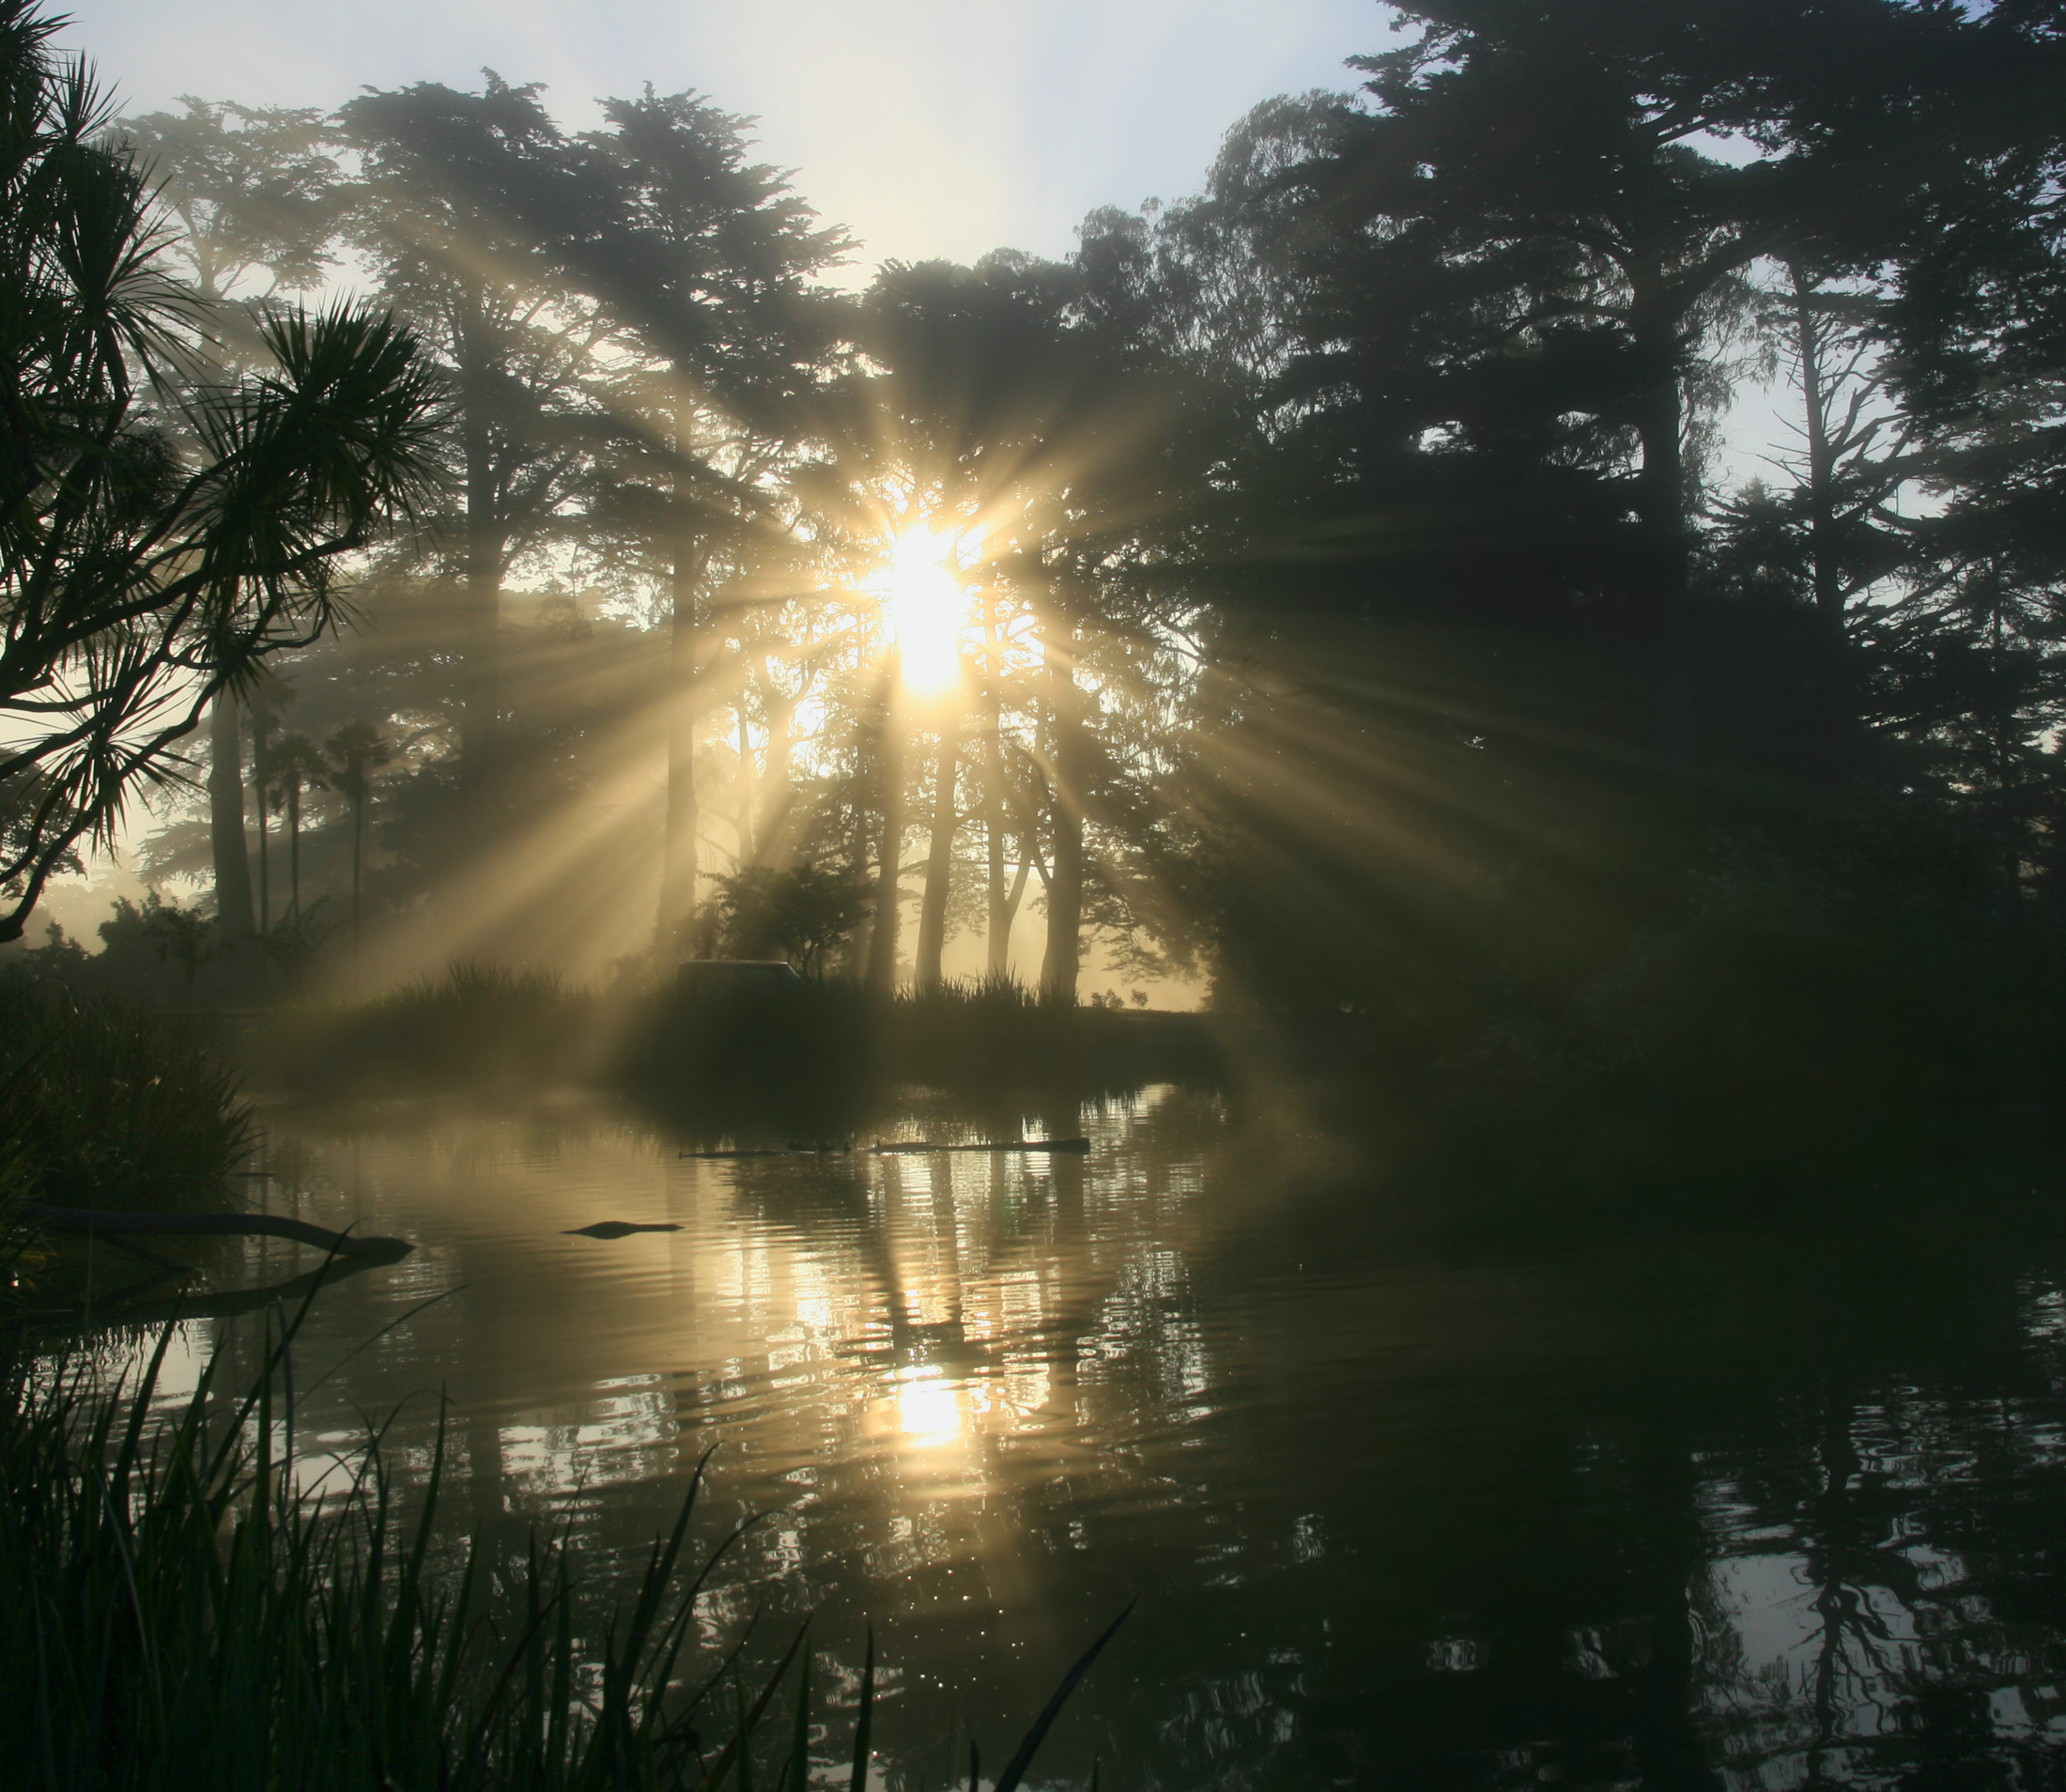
[0,1,442,944]
[323,719,390,972]
[205,690,255,940]
[336,75,606,786]
[562,87,850,950]
[116,93,352,931]
[268,730,325,922]
[708,861,867,974]
[116,97,343,314]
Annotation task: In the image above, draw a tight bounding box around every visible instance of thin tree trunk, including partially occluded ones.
[658,406,704,956]
[351,791,365,976]
[250,716,270,941]
[1040,611,1084,1006]
[658,564,702,952]
[735,702,756,867]
[757,692,797,867]
[865,660,902,994]
[848,737,874,978]
[1787,260,1850,780]
[982,587,1009,979]
[462,533,501,782]
[1789,265,1842,633]
[917,723,958,996]
[456,310,501,785]
[1004,856,1032,936]
[208,692,254,941]
[1630,270,1691,758]
[286,779,301,922]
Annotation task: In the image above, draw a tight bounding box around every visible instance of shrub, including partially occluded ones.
[0,970,254,1212]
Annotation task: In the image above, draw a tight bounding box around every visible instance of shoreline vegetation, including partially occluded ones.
[0,974,256,1224]
[2,1309,1123,1792]
[250,962,1227,1115]
[9,906,2061,1248]
[1,965,1145,1790]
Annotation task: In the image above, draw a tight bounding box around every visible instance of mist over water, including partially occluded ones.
[115,1089,2066,1789]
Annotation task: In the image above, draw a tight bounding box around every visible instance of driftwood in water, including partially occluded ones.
[24,1204,413,1259]
[678,1137,1092,1161]
[563,1221,683,1239]
[871,1138,1092,1155]
[677,1144,852,1160]
[28,1250,396,1332]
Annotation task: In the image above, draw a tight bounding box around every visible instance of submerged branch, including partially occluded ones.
[23,1204,413,1258]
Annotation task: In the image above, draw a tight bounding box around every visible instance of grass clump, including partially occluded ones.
[0,969,254,1213]
[1,1310,1121,1791]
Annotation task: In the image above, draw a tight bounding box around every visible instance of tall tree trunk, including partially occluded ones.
[1039,610,1084,1006]
[757,692,797,867]
[462,524,501,782]
[1787,260,1850,780]
[734,702,756,867]
[658,564,702,953]
[1788,265,1842,634]
[456,313,501,785]
[350,791,365,976]
[658,415,704,955]
[916,724,958,996]
[864,660,902,994]
[208,692,254,941]
[286,780,301,922]
[982,587,1010,979]
[1629,270,1691,758]
[250,716,270,941]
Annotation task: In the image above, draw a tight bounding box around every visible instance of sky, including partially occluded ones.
[58,0,1393,278]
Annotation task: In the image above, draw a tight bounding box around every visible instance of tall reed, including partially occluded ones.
[1,1301,1122,1791]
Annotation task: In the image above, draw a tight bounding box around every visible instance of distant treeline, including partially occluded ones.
[6,0,2065,1162]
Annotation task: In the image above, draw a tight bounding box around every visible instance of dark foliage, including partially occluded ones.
[0,969,254,1211]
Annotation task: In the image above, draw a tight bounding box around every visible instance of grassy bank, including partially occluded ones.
[251,964,1224,1119]
[2,1317,1117,1792]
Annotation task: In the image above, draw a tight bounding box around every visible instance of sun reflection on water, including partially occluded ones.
[894,1366,964,1444]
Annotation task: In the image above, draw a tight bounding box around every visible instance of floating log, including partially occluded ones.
[677,1144,853,1160]
[563,1221,682,1239]
[871,1138,1092,1155]
[23,1204,413,1259]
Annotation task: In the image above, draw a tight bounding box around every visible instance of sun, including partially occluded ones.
[878,523,969,698]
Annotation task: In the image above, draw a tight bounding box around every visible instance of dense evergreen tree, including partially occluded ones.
[334,76,608,786]
[557,89,850,947]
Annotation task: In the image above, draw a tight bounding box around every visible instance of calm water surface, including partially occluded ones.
[131,1087,2066,1789]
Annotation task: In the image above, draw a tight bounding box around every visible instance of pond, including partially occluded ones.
[122,1085,2066,1789]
